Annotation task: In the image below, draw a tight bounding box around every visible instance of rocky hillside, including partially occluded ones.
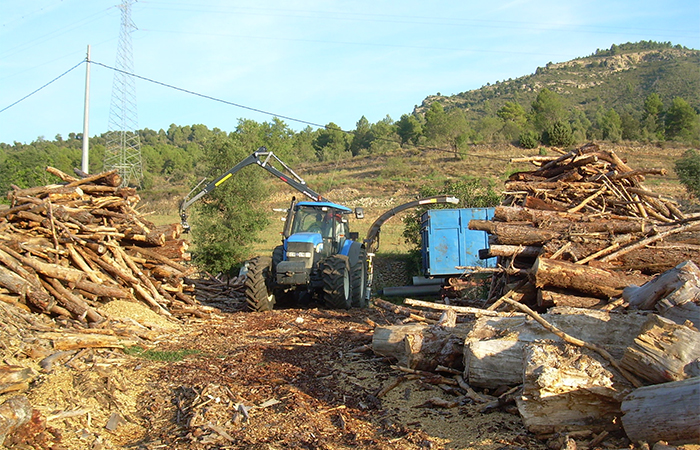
[417,43,700,118]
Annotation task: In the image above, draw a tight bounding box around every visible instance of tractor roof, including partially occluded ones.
[296,201,353,213]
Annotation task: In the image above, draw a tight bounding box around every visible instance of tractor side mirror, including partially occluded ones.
[354,207,364,219]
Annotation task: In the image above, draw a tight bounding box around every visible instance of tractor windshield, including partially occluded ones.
[291,205,348,242]
[291,206,325,234]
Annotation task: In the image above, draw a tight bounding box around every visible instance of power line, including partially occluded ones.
[0,60,84,114]
[90,60,331,130]
[0,55,510,163]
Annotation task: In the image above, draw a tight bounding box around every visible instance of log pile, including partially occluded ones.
[371,143,700,448]
[468,142,699,310]
[0,166,201,324]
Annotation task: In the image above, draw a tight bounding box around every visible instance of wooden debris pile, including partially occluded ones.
[371,260,700,447]
[370,143,700,448]
[0,166,201,324]
[468,142,699,309]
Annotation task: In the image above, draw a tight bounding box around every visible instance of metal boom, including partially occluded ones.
[179,146,327,231]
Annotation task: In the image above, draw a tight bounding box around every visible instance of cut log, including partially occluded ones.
[621,377,700,445]
[40,277,103,323]
[656,281,700,329]
[372,322,473,368]
[516,341,633,436]
[403,298,515,317]
[532,257,648,299]
[74,279,131,299]
[619,314,700,383]
[65,169,121,188]
[605,245,700,273]
[463,307,648,389]
[404,324,465,372]
[0,243,84,283]
[38,331,141,350]
[537,288,607,309]
[479,244,542,259]
[623,260,700,310]
[469,221,559,245]
[151,239,190,261]
[372,323,429,362]
[0,265,52,311]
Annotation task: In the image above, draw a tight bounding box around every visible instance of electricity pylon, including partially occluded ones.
[104,0,142,187]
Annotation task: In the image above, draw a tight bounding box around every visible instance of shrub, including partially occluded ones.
[546,120,576,147]
[519,130,540,149]
[675,149,700,198]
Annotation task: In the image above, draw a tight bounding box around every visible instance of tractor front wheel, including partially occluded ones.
[244,256,275,312]
[321,255,352,310]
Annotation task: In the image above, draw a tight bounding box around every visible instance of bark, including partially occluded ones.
[537,289,608,309]
[623,260,700,310]
[463,307,648,389]
[65,169,121,188]
[0,243,84,283]
[605,245,700,274]
[469,221,559,245]
[621,377,700,445]
[620,314,700,384]
[532,257,649,299]
[516,341,632,436]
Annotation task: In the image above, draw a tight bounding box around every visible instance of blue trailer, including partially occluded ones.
[421,208,496,277]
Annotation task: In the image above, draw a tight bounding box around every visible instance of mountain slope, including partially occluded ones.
[417,43,700,118]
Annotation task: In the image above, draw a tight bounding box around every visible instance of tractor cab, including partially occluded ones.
[288,201,354,256]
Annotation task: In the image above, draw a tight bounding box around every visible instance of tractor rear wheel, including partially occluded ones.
[321,255,352,310]
[244,256,275,312]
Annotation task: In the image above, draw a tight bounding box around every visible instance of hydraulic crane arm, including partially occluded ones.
[179,146,327,231]
[363,195,459,253]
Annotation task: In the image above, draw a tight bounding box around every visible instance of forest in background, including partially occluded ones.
[1,41,698,196]
[2,41,699,273]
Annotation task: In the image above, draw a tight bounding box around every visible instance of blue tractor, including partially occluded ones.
[179,147,366,312]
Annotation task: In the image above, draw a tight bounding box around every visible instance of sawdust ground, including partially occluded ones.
[18,304,548,450]
[9,300,700,450]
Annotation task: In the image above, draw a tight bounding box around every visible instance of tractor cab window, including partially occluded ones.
[291,206,348,249]
[291,206,325,234]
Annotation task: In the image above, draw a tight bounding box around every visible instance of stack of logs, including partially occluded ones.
[469,142,700,310]
[372,143,699,447]
[0,167,200,324]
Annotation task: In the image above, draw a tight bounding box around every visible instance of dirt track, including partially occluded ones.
[22,304,549,450]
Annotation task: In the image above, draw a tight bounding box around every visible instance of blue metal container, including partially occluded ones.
[421,208,496,276]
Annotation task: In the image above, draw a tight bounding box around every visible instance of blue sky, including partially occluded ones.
[1,0,698,144]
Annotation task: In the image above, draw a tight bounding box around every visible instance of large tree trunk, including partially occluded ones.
[516,341,632,436]
[463,307,649,389]
[621,377,700,445]
[372,322,472,369]
[404,326,466,372]
[620,314,700,384]
[372,323,428,364]
[532,257,649,299]
[623,260,700,309]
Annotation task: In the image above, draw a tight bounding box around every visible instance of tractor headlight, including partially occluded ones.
[287,251,312,258]
[315,243,324,253]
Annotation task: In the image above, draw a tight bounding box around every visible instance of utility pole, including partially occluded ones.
[81,44,91,174]
[104,0,142,187]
